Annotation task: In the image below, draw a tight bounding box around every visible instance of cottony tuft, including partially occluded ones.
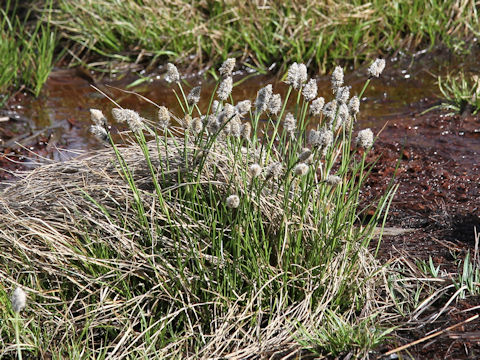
[356,128,374,149]
[255,84,273,115]
[249,163,262,178]
[283,113,296,135]
[267,93,282,116]
[187,86,202,105]
[158,106,170,129]
[348,96,360,116]
[285,62,307,90]
[331,66,344,92]
[294,163,309,176]
[90,109,107,127]
[219,58,236,77]
[11,287,26,313]
[165,63,180,83]
[326,175,342,186]
[302,78,318,101]
[112,108,144,132]
[336,86,350,104]
[217,77,233,101]
[368,58,386,78]
[226,195,240,209]
[235,100,251,116]
[310,97,325,116]
[90,125,109,142]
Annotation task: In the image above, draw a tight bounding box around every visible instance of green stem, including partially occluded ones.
[14,312,22,360]
[358,78,371,99]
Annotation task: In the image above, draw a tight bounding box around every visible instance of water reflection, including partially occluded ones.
[4,47,480,160]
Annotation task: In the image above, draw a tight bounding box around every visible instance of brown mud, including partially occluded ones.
[1,46,480,358]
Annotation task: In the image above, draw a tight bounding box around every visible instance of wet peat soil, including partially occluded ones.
[362,106,480,359]
[1,51,480,358]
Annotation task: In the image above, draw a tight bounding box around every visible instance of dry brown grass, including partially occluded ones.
[0,136,399,358]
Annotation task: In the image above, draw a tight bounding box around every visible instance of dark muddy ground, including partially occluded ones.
[365,107,480,359]
[1,47,479,359]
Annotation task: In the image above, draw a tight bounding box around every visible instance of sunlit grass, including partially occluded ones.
[437,72,480,115]
[0,0,56,105]
[49,0,479,72]
[2,0,479,104]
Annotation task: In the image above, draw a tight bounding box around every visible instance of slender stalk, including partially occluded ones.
[14,312,22,360]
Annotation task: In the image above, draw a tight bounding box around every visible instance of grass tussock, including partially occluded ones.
[49,0,479,72]
[2,58,473,359]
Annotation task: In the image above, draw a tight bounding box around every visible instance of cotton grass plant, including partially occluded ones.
[0,59,400,358]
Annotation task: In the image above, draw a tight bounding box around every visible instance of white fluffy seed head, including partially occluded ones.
[191,117,203,134]
[241,122,251,141]
[283,113,296,134]
[336,86,350,104]
[294,163,309,176]
[217,76,233,101]
[302,78,318,101]
[308,130,319,147]
[368,58,386,78]
[206,115,219,134]
[265,162,283,180]
[158,106,170,129]
[308,128,333,150]
[223,103,235,119]
[235,100,251,116]
[285,62,307,90]
[255,84,273,115]
[320,128,334,149]
[348,96,360,115]
[298,64,308,86]
[249,163,262,178]
[219,58,236,77]
[298,148,313,163]
[165,63,180,83]
[331,66,344,92]
[112,108,137,123]
[11,287,26,313]
[90,125,109,142]
[226,194,240,209]
[309,97,325,116]
[187,86,202,105]
[356,128,374,149]
[111,108,127,123]
[112,108,144,132]
[128,115,144,132]
[285,62,299,88]
[267,93,282,115]
[230,117,242,138]
[90,109,107,127]
[326,175,342,186]
[323,100,338,121]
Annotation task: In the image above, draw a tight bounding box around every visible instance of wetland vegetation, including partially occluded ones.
[1,1,480,359]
